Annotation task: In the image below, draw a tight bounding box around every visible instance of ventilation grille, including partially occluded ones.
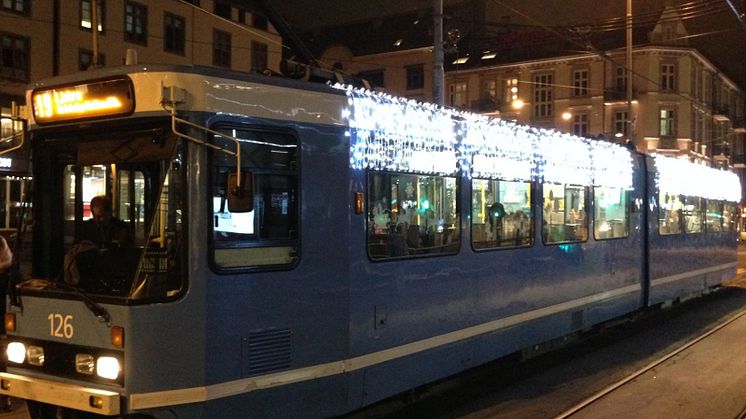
[242,329,293,376]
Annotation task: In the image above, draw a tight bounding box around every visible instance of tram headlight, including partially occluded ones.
[26,346,45,366]
[96,356,120,380]
[6,342,26,364]
[75,354,95,375]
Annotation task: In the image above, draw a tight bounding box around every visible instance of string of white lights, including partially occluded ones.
[337,85,739,202]
[654,155,741,202]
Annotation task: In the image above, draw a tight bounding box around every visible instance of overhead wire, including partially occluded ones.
[486,0,740,109]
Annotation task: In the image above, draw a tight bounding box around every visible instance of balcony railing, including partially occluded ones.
[470,97,502,113]
[657,137,678,150]
[603,88,636,103]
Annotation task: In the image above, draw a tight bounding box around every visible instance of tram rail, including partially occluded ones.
[554,308,746,418]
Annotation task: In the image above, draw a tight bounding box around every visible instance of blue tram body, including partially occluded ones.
[0,65,739,418]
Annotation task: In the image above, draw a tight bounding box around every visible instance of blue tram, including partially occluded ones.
[0,65,739,418]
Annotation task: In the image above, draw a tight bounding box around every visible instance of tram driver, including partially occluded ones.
[64,195,135,294]
[80,195,133,249]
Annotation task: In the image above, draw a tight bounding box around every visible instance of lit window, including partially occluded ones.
[543,184,588,244]
[80,0,104,32]
[594,186,629,240]
[367,172,460,259]
[124,1,147,45]
[472,179,532,249]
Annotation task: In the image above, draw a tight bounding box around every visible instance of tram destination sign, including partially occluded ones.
[31,77,135,124]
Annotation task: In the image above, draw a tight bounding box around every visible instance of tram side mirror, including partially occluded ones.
[227,172,253,213]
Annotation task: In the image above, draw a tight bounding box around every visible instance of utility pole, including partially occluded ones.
[626,0,633,146]
[433,0,444,106]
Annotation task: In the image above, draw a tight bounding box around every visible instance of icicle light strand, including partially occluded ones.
[335,85,736,199]
[654,155,741,202]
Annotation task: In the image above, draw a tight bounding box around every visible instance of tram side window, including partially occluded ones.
[593,186,629,240]
[705,199,723,232]
[683,196,703,234]
[659,193,683,235]
[723,203,737,232]
[542,184,588,244]
[211,128,298,269]
[471,179,532,249]
[367,172,459,259]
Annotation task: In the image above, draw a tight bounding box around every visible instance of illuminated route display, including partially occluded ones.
[32,77,135,124]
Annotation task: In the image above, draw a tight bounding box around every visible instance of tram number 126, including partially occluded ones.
[48,313,74,339]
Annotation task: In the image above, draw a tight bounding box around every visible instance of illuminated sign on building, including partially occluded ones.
[32,78,134,124]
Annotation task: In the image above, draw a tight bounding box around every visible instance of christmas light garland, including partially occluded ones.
[336,85,738,200]
[654,155,741,202]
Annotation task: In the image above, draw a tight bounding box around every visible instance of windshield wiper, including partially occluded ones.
[26,280,112,325]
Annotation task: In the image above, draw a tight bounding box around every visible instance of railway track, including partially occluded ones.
[554,308,746,419]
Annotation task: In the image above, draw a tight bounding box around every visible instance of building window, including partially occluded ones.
[0,33,29,82]
[213,1,231,19]
[504,77,518,104]
[359,70,384,89]
[481,79,497,102]
[406,65,424,90]
[163,12,185,55]
[614,110,628,138]
[80,0,104,32]
[449,81,468,108]
[572,69,589,96]
[124,1,147,45]
[1,0,28,14]
[252,11,268,30]
[572,113,589,137]
[250,41,267,72]
[615,66,627,92]
[661,63,676,91]
[660,108,675,136]
[78,48,105,71]
[533,73,553,118]
[213,30,231,68]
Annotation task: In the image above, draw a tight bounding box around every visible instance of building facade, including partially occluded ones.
[0,0,283,230]
[315,4,746,192]
[0,0,283,136]
[446,46,746,164]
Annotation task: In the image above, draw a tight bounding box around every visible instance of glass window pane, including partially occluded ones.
[471,179,532,249]
[368,172,459,259]
[705,199,723,232]
[724,203,736,232]
[683,196,703,233]
[543,184,588,244]
[211,128,299,268]
[659,192,683,235]
[594,186,629,240]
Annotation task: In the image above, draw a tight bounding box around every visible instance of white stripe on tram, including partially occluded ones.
[130,282,642,410]
[650,262,737,288]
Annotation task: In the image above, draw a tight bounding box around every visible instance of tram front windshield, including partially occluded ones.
[22,129,185,301]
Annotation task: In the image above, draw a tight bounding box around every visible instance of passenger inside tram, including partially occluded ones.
[64,195,137,294]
